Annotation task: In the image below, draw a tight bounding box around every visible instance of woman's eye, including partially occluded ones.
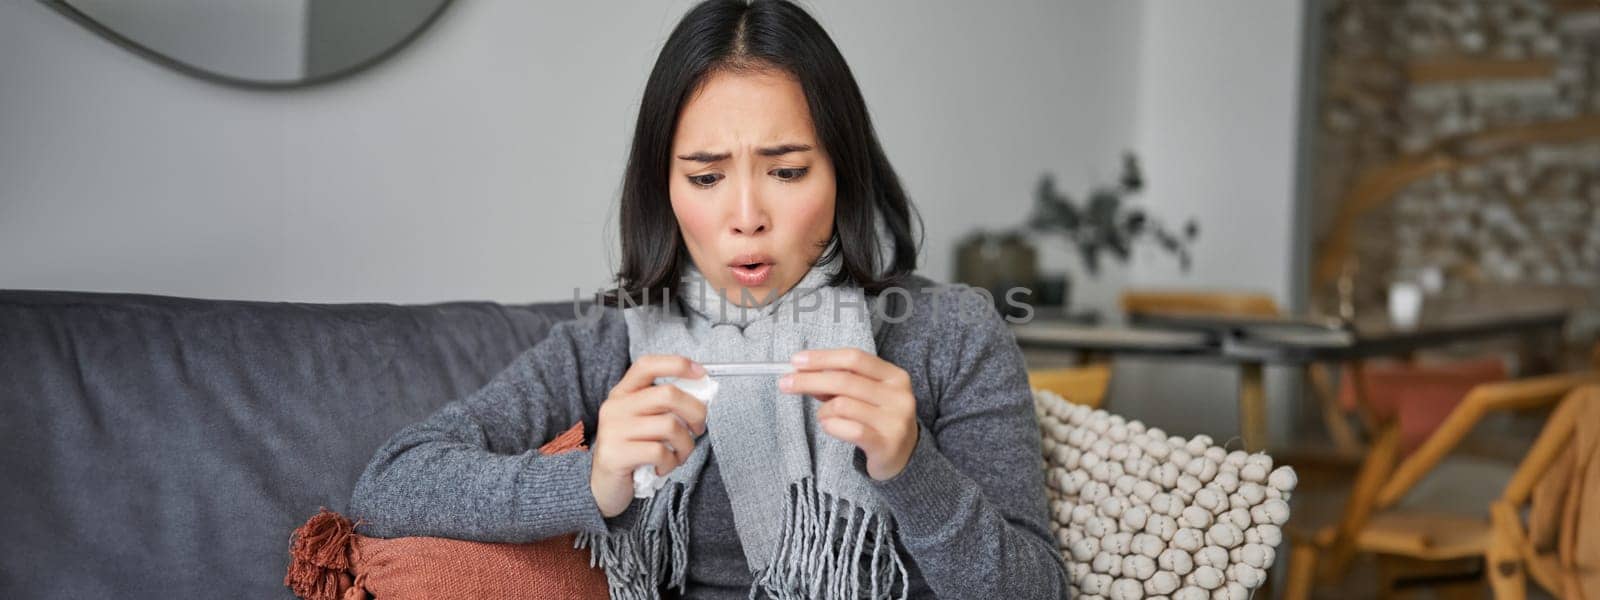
[771,167,809,182]
[688,173,723,188]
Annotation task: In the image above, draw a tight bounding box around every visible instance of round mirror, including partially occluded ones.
[42,0,454,89]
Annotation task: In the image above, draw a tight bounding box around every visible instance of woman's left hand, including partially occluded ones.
[780,348,918,481]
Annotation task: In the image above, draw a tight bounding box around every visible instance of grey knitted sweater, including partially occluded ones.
[349,278,1070,598]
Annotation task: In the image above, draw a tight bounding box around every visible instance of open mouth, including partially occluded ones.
[728,254,774,287]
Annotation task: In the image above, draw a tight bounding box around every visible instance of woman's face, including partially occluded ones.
[669,68,836,308]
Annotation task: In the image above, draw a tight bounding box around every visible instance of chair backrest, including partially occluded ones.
[1490,385,1600,598]
[1376,372,1600,509]
[1316,374,1599,584]
[1120,289,1282,318]
[1028,363,1111,409]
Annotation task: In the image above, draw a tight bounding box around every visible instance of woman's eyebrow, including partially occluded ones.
[675,144,814,163]
[676,151,731,163]
[756,143,813,157]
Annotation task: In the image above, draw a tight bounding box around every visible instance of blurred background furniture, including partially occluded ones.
[1027,363,1112,409]
[1336,357,1508,454]
[1283,372,1600,599]
[1012,292,1571,452]
[1120,289,1302,454]
[1486,384,1600,600]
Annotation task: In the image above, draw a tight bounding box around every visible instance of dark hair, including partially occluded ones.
[606,0,920,307]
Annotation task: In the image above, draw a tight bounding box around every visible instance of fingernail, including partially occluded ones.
[690,361,706,377]
[791,352,810,367]
[778,375,793,392]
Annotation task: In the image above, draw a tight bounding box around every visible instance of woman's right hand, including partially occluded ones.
[589,355,709,518]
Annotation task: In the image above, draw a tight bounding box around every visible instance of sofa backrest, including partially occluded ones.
[0,290,579,598]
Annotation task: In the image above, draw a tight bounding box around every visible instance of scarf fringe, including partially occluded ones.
[575,478,691,600]
[578,478,908,600]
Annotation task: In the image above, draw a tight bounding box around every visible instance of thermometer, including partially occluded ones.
[701,361,796,377]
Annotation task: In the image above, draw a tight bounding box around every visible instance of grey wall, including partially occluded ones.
[1114,0,1309,442]
[0,0,1142,305]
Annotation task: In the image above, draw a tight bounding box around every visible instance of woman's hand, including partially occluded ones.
[780,349,918,481]
[590,355,708,518]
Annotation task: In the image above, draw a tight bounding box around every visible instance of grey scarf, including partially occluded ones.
[578,255,908,600]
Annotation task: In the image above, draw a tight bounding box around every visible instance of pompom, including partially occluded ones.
[1234,482,1266,508]
[1121,554,1157,581]
[1213,581,1248,600]
[1092,551,1122,576]
[1082,573,1114,596]
[1180,505,1214,530]
[1240,462,1268,484]
[1221,507,1252,530]
[1111,577,1145,600]
[1190,566,1224,590]
[1100,496,1128,519]
[1158,548,1194,576]
[1131,533,1165,558]
[1212,471,1240,495]
[1103,532,1133,555]
[1071,537,1100,562]
[1268,465,1297,492]
[1251,499,1290,526]
[1206,523,1244,548]
[1194,546,1229,568]
[1121,506,1151,532]
[1193,489,1226,515]
[1172,528,1204,553]
[1146,571,1182,596]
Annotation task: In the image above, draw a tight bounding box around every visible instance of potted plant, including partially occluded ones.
[955,152,1198,319]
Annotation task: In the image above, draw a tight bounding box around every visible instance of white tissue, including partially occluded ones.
[631,375,720,498]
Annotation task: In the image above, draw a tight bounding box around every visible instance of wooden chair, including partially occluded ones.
[1028,363,1111,409]
[1485,384,1600,600]
[1120,289,1281,318]
[1283,372,1600,599]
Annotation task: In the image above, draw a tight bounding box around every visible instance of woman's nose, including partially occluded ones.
[731,218,768,235]
[729,181,769,235]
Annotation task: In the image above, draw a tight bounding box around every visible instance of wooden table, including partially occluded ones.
[1013,301,1572,451]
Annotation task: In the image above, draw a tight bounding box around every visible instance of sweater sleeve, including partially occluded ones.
[865,291,1070,598]
[348,310,629,543]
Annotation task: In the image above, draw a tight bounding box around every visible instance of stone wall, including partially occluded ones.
[1312,0,1600,338]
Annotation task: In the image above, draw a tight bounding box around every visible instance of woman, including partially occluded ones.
[349,1,1068,597]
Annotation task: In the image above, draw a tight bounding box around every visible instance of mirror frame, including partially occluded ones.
[38,0,457,90]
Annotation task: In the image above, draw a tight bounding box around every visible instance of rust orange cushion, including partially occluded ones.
[1337,358,1507,452]
[287,422,609,600]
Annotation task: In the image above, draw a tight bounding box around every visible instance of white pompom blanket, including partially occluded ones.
[1034,389,1297,600]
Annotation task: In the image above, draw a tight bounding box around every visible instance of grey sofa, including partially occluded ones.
[0,289,584,598]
